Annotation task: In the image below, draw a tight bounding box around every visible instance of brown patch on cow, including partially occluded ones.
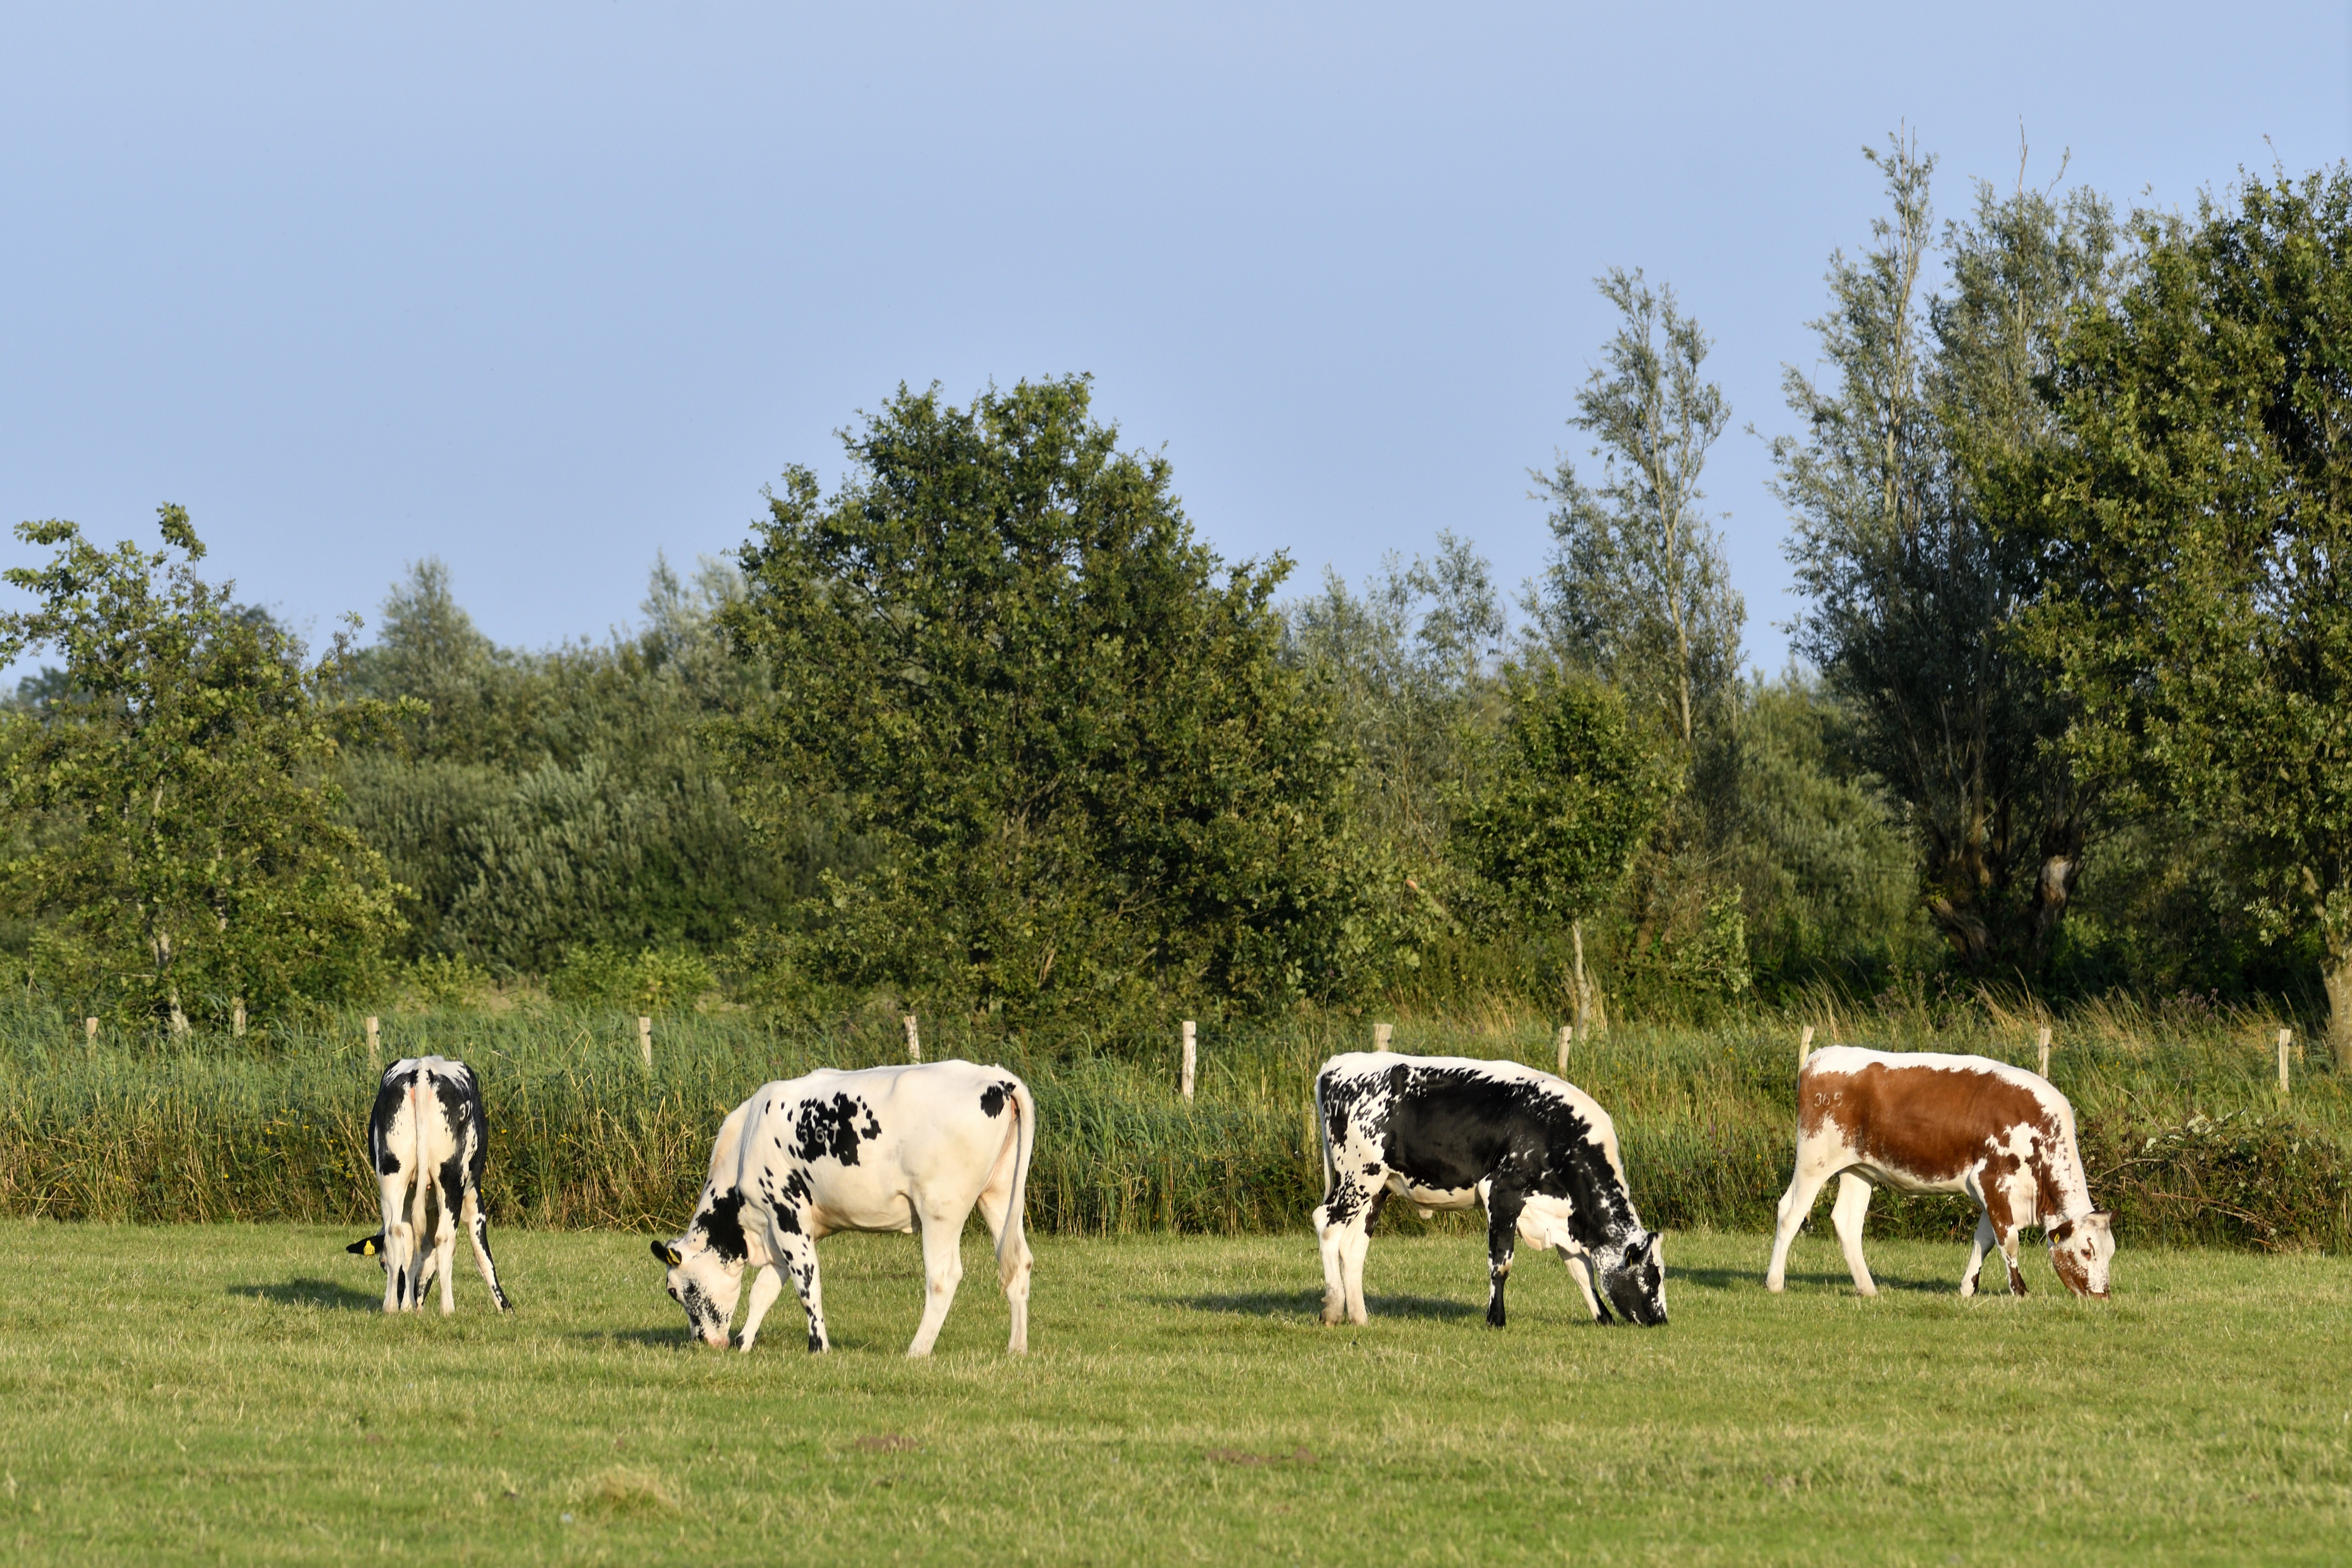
[1802,1060,2053,1186]
[2050,1242,2091,1296]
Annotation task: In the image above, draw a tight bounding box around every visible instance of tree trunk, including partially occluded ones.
[2324,939,2352,1059]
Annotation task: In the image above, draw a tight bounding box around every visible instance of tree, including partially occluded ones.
[0,508,402,1024]
[716,377,1368,1017]
[1452,663,1676,1012]
[1531,268,1743,751]
[2012,164,2352,1046]
[1774,133,2115,975]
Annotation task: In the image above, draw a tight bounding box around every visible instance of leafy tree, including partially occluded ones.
[717,377,1368,1017]
[1773,134,2115,975]
[0,508,401,1024]
[2011,164,2352,1045]
[1530,269,1743,750]
[1452,663,1676,1009]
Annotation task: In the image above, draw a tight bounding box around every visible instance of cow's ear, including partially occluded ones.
[348,1236,378,1257]
[651,1239,684,1268]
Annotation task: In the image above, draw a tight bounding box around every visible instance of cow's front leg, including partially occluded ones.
[736,1264,785,1352]
[461,1190,513,1312]
[1960,1211,1996,1297]
[1483,1187,1526,1329]
[906,1201,970,1357]
[1558,1248,1604,1321]
[1998,1224,2027,1296]
[770,1229,830,1353]
[433,1160,466,1316]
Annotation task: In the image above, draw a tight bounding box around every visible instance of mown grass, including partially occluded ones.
[0,1222,2345,1564]
[0,996,2345,1245]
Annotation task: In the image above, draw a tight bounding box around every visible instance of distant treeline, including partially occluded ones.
[3,140,2349,1049]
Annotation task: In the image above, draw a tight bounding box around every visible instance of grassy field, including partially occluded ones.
[0,1221,2346,1564]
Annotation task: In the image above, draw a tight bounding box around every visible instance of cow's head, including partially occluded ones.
[346,1234,383,1258]
[1594,1230,1668,1326]
[651,1189,750,1346]
[2045,1212,2115,1299]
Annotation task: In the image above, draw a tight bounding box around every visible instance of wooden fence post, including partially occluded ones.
[365,1016,380,1067]
[1557,1024,1572,1077]
[904,1014,921,1063]
[1373,1022,1393,1051]
[2037,1025,2052,1080]
[2279,1027,2293,1097]
[84,1016,97,1043]
[639,1015,653,1069]
[1181,1020,1196,1102]
[232,998,246,1039]
[1799,1024,1814,1072]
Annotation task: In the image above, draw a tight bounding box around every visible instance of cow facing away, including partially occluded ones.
[1313,1052,1667,1328]
[357,1056,513,1315]
[653,1060,1036,1356]
[1764,1046,2115,1299]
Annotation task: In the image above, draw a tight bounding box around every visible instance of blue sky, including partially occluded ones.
[4,3,2347,680]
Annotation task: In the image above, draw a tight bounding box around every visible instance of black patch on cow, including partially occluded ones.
[980,1083,1008,1119]
[368,1069,417,1176]
[696,1189,749,1265]
[773,1204,802,1236]
[791,1093,882,1166]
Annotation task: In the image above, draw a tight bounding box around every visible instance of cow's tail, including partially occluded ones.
[995,1077,1038,1289]
[1313,1068,1336,1209]
[403,1078,432,1307]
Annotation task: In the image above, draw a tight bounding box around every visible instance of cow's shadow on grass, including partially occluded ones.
[1171,1289,1480,1322]
[229,1278,382,1312]
[1676,1263,1954,1296]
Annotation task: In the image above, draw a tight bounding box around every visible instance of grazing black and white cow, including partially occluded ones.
[350,1056,512,1315]
[1313,1052,1667,1328]
[652,1059,1036,1356]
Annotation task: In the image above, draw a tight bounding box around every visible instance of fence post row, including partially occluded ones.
[1556,1024,1571,1077]
[2037,1025,2052,1080]
[365,1015,380,1067]
[2279,1027,2293,1097]
[1373,1022,1393,1051]
[1798,1024,1814,1072]
[904,1014,920,1063]
[84,1016,97,1043]
[1180,1019,1196,1102]
[639,1015,653,1069]
[232,998,246,1038]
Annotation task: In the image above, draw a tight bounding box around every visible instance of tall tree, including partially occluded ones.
[716,377,1367,1016]
[2012,165,2352,1046]
[0,508,402,1024]
[1531,268,1744,751]
[1774,134,2115,974]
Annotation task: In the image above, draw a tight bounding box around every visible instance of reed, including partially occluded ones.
[0,995,2342,1247]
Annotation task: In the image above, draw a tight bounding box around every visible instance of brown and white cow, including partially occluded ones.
[1763,1046,2114,1300]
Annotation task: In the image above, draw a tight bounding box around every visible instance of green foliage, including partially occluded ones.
[340,557,817,974]
[1775,134,2115,976]
[2014,164,2352,1045]
[0,509,401,1025]
[1452,664,1674,933]
[719,377,1369,1018]
[547,944,716,1013]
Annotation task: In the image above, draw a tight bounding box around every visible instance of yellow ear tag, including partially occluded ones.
[363,1239,377,1255]
[664,1246,684,1267]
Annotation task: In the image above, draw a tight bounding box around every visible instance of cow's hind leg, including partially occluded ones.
[381,1171,422,1313]
[1314,1176,1379,1326]
[974,1166,1032,1356]
[460,1189,512,1312]
[1764,1153,1837,1293]
[433,1156,466,1316]
[906,1198,972,1358]
[1483,1187,1527,1328]
[1829,1173,1877,1298]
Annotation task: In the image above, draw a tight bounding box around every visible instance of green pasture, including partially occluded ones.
[0,1221,2344,1564]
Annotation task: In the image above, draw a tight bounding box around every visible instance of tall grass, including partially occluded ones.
[0,992,2343,1248]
